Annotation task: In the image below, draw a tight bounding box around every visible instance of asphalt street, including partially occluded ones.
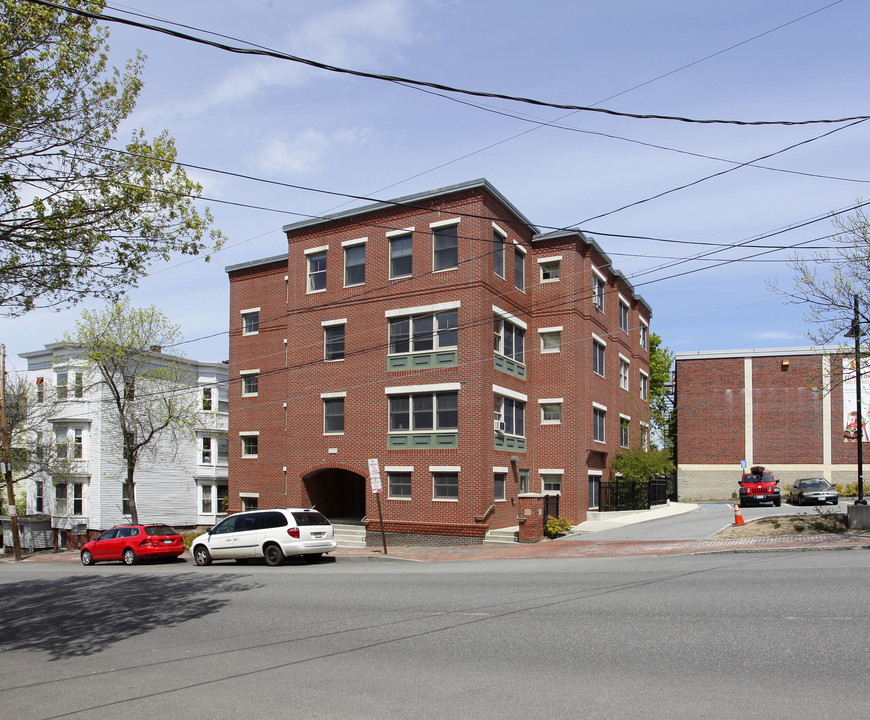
[2,551,869,720]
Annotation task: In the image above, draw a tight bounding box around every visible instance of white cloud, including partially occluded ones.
[147,0,418,121]
[252,127,372,176]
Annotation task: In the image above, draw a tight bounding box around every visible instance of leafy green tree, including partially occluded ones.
[68,299,202,524]
[611,446,674,484]
[0,0,221,315]
[649,332,674,450]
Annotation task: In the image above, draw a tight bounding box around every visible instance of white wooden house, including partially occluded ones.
[16,343,228,549]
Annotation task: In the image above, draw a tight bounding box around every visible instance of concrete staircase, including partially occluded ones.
[483,526,519,544]
[332,523,367,548]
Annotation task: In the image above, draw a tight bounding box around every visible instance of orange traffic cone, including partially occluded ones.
[733,504,746,526]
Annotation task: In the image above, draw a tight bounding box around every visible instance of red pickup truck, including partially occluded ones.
[738,465,781,507]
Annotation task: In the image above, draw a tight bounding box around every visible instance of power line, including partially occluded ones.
[26,0,870,128]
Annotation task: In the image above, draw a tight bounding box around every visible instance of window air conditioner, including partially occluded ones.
[494,420,505,433]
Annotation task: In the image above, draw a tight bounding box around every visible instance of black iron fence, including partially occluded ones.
[599,476,675,512]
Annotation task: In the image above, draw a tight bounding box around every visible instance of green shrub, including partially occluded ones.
[544,516,573,539]
[182,530,207,550]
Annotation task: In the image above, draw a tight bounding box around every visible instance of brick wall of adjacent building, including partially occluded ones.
[676,349,861,501]
[227,180,652,543]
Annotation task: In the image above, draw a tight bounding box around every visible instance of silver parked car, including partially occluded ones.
[191,508,337,566]
[789,478,839,506]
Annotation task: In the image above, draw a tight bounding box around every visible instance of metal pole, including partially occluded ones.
[855,296,867,505]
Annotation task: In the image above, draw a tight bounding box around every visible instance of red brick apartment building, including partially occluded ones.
[226,179,652,545]
[675,346,862,501]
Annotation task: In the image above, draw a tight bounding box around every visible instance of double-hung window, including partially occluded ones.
[323,393,345,434]
[387,468,412,499]
[592,335,606,377]
[592,268,605,311]
[240,432,259,458]
[539,256,561,283]
[493,225,506,278]
[241,370,259,396]
[539,326,562,354]
[432,467,459,500]
[431,220,459,271]
[619,355,630,391]
[56,372,68,400]
[640,371,649,401]
[639,319,649,350]
[541,471,563,494]
[514,244,526,291]
[388,390,458,432]
[494,470,507,501]
[494,315,526,363]
[388,231,413,278]
[55,426,83,459]
[306,246,328,292]
[323,319,346,361]
[495,388,526,437]
[593,404,606,443]
[202,387,213,410]
[620,415,631,448]
[241,308,260,335]
[389,308,458,354]
[619,296,630,333]
[540,398,562,425]
[343,239,366,286]
[56,482,84,516]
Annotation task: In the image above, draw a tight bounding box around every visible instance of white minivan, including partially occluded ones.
[191,508,337,566]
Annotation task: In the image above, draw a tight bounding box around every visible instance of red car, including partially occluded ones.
[80,524,185,566]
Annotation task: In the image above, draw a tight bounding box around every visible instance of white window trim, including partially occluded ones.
[539,326,562,354]
[240,369,259,397]
[239,432,259,458]
[322,394,345,436]
[239,492,259,498]
[493,466,509,473]
[303,245,329,255]
[540,398,563,425]
[385,465,414,472]
[640,369,650,401]
[493,384,528,402]
[537,255,562,264]
[592,402,608,411]
[492,222,507,238]
[386,227,415,237]
[430,465,461,472]
[618,353,631,364]
[512,240,528,255]
[341,237,367,247]
[620,413,632,421]
[492,304,528,330]
[385,300,460,318]
[592,332,607,347]
[429,218,461,229]
[385,382,460,395]
[321,318,347,327]
[240,306,261,315]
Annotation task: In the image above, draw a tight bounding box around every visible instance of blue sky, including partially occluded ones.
[3,0,868,370]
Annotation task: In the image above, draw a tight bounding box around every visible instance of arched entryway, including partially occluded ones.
[302,467,366,522]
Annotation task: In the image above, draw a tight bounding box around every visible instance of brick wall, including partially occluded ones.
[227,181,651,541]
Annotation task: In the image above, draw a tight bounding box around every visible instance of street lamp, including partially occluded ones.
[845,294,867,505]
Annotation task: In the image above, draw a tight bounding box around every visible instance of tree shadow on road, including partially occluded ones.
[0,572,257,660]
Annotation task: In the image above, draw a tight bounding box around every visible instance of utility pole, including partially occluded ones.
[0,344,23,560]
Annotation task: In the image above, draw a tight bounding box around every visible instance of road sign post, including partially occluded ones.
[368,459,388,554]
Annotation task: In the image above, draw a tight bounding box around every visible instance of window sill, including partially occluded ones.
[433,497,459,502]
[387,496,412,501]
[306,288,326,295]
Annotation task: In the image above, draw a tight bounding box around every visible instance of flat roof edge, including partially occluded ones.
[675,345,846,360]
[225,253,288,274]
[281,179,540,235]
